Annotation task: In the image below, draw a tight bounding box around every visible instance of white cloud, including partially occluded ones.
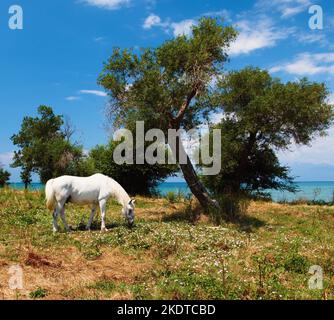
[270,52,334,75]
[255,0,311,18]
[79,90,108,97]
[0,152,14,167]
[170,19,196,37]
[278,128,334,165]
[202,10,230,20]
[281,6,303,18]
[81,0,130,10]
[143,14,162,29]
[142,10,230,37]
[297,32,327,45]
[142,14,196,37]
[328,94,334,105]
[65,96,81,101]
[278,89,334,166]
[94,36,108,44]
[228,19,288,56]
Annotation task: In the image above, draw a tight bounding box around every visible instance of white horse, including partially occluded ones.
[45,173,135,232]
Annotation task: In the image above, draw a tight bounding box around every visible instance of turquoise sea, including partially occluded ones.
[7,181,334,203]
[158,181,334,202]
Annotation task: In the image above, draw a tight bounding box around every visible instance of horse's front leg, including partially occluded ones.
[99,199,108,232]
[86,204,97,231]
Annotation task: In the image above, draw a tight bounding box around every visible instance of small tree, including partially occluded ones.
[98,18,237,209]
[20,166,32,189]
[89,139,177,195]
[0,164,10,187]
[201,67,334,197]
[11,106,88,184]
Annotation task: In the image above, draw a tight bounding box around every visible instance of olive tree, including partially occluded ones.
[98,18,237,209]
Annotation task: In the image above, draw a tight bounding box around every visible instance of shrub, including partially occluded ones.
[209,193,250,224]
[0,167,10,187]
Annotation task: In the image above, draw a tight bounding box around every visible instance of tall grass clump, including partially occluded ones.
[165,191,178,203]
[165,190,186,204]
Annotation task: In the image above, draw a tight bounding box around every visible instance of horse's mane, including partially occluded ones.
[107,177,131,206]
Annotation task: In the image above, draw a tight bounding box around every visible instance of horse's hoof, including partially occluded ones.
[101,227,109,232]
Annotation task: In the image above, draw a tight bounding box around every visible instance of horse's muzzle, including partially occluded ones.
[128,220,134,228]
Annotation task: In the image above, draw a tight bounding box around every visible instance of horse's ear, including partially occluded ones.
[130,199,136,205]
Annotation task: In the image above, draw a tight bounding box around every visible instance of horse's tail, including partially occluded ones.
[45,179,56,211]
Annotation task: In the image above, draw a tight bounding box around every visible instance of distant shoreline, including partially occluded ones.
[5,181,334,203]
[8,180,334,183]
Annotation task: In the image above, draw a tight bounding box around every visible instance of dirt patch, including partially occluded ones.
[25,252,61,268]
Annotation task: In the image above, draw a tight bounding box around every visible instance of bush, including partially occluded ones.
[209,193,250,224]
[0,167,10,187]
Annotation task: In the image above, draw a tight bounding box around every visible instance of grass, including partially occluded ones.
[1,187,334,300]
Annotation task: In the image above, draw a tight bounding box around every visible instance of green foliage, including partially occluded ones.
[164,190,187,204]
[89,139,177,195]
[98,18,238,208]
[165,191,178,203]
[201,67,334,197]
[20,166,32,189]
[283,254,309,274]
[11,106,93,184]
[0,165,10,187]
[99,18,237,133]
[29,287,48,299]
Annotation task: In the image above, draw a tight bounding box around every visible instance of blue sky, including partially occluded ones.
[1,0,334,182]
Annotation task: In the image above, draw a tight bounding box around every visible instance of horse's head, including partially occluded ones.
[123,199,135,227]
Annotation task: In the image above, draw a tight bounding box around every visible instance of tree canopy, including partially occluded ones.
[11,106,90,184]
[201,67,334,196]
[0,164,10,187]
[99,17,238,209]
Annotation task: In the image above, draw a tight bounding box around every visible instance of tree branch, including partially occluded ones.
[170,88,198,128]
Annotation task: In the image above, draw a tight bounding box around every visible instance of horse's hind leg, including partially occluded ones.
[86,204,97,231]
[52,209,59,233]
[60,205,71,232]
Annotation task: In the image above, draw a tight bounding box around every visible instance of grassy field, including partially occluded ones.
[0,188,334,300]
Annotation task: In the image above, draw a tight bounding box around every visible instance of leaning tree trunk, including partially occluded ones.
[170,134,220,211]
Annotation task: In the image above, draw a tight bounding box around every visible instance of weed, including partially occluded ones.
[87,280,116,293]
[165,191,178,203]
[29,287,48,299]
